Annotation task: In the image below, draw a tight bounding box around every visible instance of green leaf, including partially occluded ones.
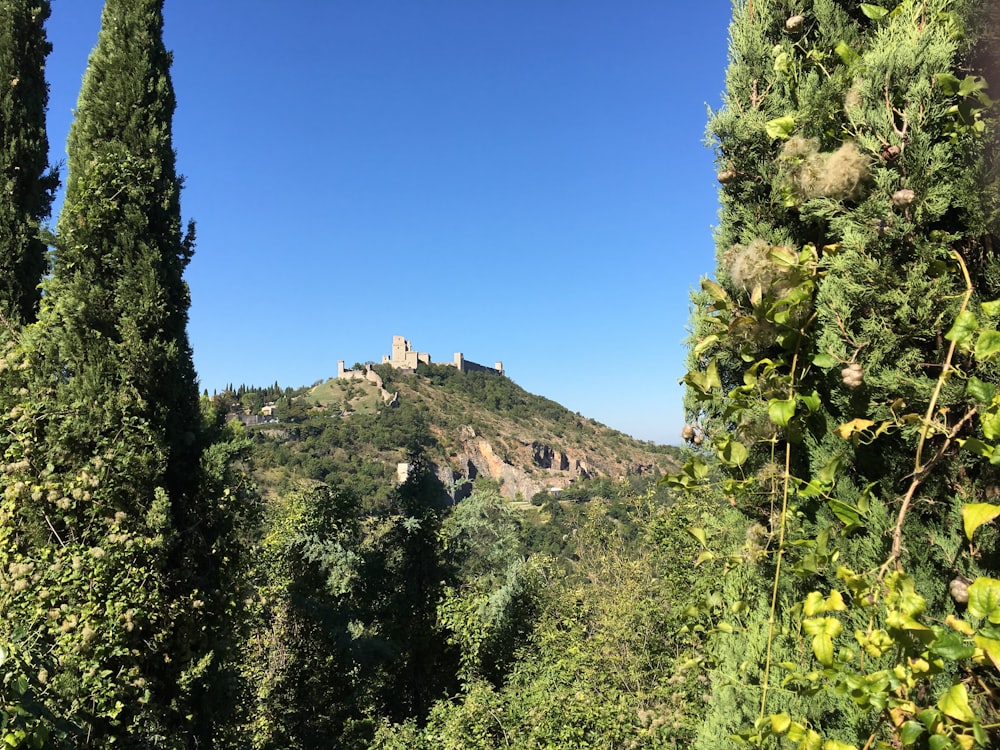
[804,592,825,616]
[828,500,863,529]
[721,439,749,467]
[962,503,1000,540]
[798,390,821,413]
[936,72,962,96]
[958,74,988,97]
[937,683,975,723]
[929,631,975,660]
[945,310,978,346]
[683,457,710,481]
[834,41,859,66]
[702,278,729,303]
[812,352,838,368]
[706,359,722,392]
[770,712,791,735]
[981,299,1000,317]
[765,115,796,140]
[817,455,842,485]
[966,376,996,403]
[812,633,834,666]
[916,709,942,731]
[960,436,995,460]
[694,334,720,356]
[927,735,950,750]
[688,527,708,547]
[768,398,796,427]
[695,550,716,566]
[983,406,1000,441]
[967,577,1000,623]
[975,329,1000,359]
[899,720,925,745]
[973,634,1000,670]
[860,3,889,19]
[823,741,858,750]
[768,245,798,267]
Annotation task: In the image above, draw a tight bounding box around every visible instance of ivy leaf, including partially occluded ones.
[695,550,716,566]
[835,418,875,439]
[768,398,796,427]
[688,527,708,547]
[929,631,975,660]
[982,299,1000,317]
[973,634,1000,670]
[701,278,729,303]
[812,352,838,368]
[860,3,889,19]
[975,329,1000,360]
[899,721,925,746]
[945,310,978,346]
[817,455,842,485]
[937,683,975,724]
[834,41,859,66]
[721,439,749,467]
[823,741,858,750]
[828,500,863,530]
[768,245,798,267]
[967,578,1000,623]
[962,503,1000,540]
[966,376,996,403]
[765,115,796,140]
[936,72,962,96]
[812,633,834,665]
[982,405,1000,441]
[803,592,825,616]
[694,335,720,356]
[770,712,791,735]
[945,614,975,636]
[798,390,821,413]
[958,74,989,97]
[706,359,722,391]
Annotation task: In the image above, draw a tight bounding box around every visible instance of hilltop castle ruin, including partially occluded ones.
[338,335,504,380]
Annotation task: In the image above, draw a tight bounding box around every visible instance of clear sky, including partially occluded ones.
[43,1,734,445]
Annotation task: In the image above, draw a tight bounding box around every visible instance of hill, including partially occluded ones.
[235,362,680,503]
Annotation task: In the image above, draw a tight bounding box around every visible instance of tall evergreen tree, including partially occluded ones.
[0,0,56,325]
[677,0,999,746]
[0,1,243,745]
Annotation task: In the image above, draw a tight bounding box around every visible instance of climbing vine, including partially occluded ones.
[670,1,1000,748]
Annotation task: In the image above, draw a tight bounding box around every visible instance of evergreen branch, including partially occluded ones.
[884,76,909,143]
[885,250,974,570]
[885,405,977,573]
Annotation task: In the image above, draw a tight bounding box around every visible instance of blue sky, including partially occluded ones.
[43,1,733,445]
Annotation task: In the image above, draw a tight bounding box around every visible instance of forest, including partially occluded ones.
[1,0,999,748]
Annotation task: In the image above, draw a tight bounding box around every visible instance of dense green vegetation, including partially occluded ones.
[1,1,997,748]
[0,1,250,745]
[0,0,55,326]
[677,0,1000,747]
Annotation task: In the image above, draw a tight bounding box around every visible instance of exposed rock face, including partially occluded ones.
[436,430,627,501]
[532,442,569,471]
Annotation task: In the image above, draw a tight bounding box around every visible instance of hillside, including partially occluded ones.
[238,362,680,503]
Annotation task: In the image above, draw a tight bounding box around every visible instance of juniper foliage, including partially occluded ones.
[684,0,1000,745]
[0,0,57,325]
[0,1,243,745]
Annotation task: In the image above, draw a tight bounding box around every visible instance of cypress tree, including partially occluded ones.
[0,0,57,325]
[678,0,999,746]
[0,0,240,744]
